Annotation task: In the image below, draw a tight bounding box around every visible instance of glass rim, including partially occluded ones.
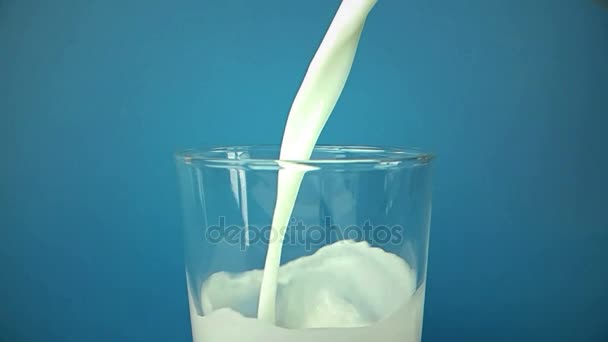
[175,145,434,169]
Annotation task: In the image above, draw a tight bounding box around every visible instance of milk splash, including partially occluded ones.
[258,0,379,323]
[190,241,425,342]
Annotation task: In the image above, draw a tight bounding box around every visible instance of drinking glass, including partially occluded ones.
[175,145,434,342]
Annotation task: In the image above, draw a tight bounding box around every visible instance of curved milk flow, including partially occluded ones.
[189,0,427,341]
[258,0,378,323]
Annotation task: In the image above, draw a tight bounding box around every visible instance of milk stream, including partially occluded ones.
[185,1,428,340]
[257,0,379,324]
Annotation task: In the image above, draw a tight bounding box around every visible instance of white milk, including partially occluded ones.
[258,0,378,323]
[189,241,425,342]
[189,0,427,341]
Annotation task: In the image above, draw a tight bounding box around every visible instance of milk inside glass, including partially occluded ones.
[188,0,427,341]
[189,241,425,342]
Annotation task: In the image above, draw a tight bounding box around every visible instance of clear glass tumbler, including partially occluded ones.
[175,145,433,342]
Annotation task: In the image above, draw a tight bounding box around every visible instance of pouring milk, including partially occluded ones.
[189,1,427,341]
[258,0,378,324]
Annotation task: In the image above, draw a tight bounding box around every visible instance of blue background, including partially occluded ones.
[1,0,607,341]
